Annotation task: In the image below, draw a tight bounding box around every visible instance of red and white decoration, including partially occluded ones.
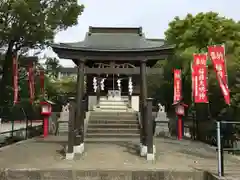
[13,56,18,105]
[208,45,230,105]
[40,69,45,96]
[173,69,182,104]
[28,62,35,104]
[192,53,208,103]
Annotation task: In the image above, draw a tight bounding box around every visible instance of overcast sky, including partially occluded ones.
[50,0,240,67]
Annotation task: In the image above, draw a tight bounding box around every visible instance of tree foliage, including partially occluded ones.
[151,12,240,119]
[0,0,84,106]
[45,57,62,78]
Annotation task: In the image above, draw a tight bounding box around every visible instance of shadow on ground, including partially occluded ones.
[0,169,221,180]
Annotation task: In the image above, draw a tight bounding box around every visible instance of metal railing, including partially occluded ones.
[216,121,240,178]
[0,121,43,147]
[0,106,43,147]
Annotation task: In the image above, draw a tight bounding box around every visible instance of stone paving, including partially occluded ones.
[0,136,239,179]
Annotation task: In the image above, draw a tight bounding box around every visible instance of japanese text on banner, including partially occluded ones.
[40,70,45,96]
[208,45,230,105]
[192,54,208,103]
[173,69,182,103]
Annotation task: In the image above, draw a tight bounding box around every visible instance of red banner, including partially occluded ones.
[208,45,230,105]
[192,54,208,103]
[191,62,195,100]
[13,56,18,105]
[173,69,182,103]
[40,70,44,96]
[28,62,35,104]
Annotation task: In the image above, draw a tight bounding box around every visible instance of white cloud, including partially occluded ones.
[52,0,240,66]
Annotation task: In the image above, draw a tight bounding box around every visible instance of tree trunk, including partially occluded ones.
[0,41,15,113]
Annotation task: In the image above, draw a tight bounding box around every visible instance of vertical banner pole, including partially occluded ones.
[43,116,48,137]
[178,115,182,140]
[40,70,45,97]
[12,56,18,138]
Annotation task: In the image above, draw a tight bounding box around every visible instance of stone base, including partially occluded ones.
[147,153,155,161]
[140,144,156,157]
[74,143,84,154]
[65,153,74,160]
[140,145,147,157]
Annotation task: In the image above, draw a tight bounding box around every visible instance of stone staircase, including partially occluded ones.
[57,121,68,135]
[57,111,69,135]
[96,97,130,112]
[86,111,140,142]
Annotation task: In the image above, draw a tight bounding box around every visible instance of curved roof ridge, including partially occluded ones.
[51,27,175,52]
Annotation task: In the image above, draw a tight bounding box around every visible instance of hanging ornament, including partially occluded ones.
[100,78,105,90]
[93,77,97,92]
[117,79,121,91]
[128,77,133,95]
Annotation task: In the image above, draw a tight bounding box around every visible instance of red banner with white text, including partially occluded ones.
[13,56,18,105]
[192,53,208,103]
[173,69,182,103]
[40,70,44,96]
[28,62,35,104]
[208,45,230,105]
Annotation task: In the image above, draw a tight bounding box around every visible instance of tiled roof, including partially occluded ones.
[51,27,174,52]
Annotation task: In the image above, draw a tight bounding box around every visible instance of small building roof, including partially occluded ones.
[51,27,174,52]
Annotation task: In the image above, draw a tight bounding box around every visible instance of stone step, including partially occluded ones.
[89,117,137,121]
[91,111,136,116]
[87,128,139,134]
[99,101,127,105]
[85,137,140,143]
[87,123,139,128]
[95,109,129,112]
[99,103,127,107]
[88,119,138,124]
[86,133,140,138]
[58,122,68,132]
[98,105,128,110]
[90,114,136,118]
[100,97,128,101]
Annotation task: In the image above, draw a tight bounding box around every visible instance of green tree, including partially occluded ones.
[0,0,84,107]
[45,57,62,78]
[51,77,77,94]
[156,12,240,118]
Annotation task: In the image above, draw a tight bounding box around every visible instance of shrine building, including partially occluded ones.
[51,26,175,160]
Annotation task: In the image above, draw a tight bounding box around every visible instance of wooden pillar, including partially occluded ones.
[146,98,154,160]
[66,98,75,160]
[74,60,84,146]
[96,76,100,108]
[140,60,147,146]
[80,99,86,143]
[128,94,132,108]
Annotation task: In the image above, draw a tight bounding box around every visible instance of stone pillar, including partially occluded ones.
[66,98,75,160]
[74,60,85,154]
[96,76,100,108]
[140,60,148,156]
[146,98,155,161]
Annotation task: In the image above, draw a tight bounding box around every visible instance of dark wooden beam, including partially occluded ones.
[53,48,173,62]
[140,60,148,146]
[57,53,169,62]
[84,67,163,75]
[74,61,84,146]
[67,98,75,158]
[146,98,153,157]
